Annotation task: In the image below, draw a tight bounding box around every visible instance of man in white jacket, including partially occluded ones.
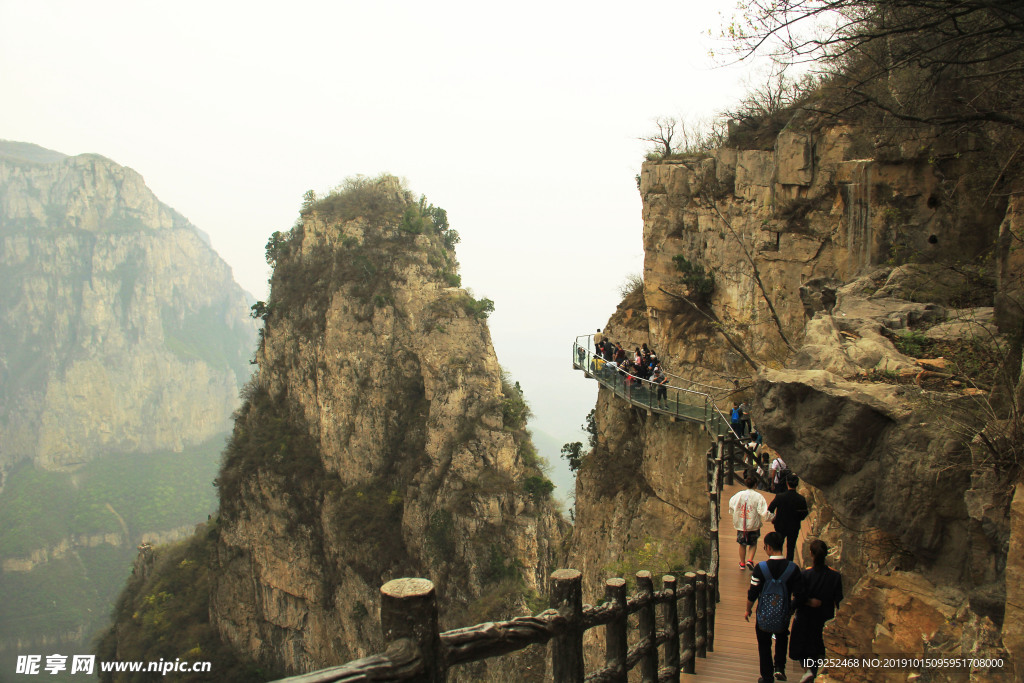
[729,475,771,570]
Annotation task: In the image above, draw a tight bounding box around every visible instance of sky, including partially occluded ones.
[1,0,765,501]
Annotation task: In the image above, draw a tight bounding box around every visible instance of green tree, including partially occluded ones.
[301,189,316,211]
[523,476,554,503]
[560,441,585,473]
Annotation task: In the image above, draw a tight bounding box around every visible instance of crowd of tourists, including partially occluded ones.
[585,330,671,407]
[730,461,843,682]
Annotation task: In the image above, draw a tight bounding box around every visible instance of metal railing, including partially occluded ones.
[572,336,741,441]
[584,335,747,391]
[576,335,768,490]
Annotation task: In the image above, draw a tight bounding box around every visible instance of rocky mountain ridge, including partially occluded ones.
[0,140,256,472]
[100,176,566,681]
[0,140,257,677]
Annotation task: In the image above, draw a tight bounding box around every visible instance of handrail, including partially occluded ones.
[573,336,770,491]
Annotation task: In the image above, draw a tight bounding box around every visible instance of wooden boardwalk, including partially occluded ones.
[687,482,810,682]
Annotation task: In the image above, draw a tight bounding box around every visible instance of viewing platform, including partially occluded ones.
[571,337,739,440]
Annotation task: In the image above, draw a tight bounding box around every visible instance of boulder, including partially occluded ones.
[925,307,1000,343]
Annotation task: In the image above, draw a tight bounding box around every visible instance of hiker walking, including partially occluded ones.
[790,540,843,682]
[768,474,809,562]
[745,531,804,683]
[729,475,770,570]
[730,402,743,436]
[739,399,751,436]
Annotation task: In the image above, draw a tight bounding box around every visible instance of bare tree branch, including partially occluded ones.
[657,286,760,371]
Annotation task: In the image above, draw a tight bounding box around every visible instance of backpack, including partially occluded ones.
[773,457,790,483]
[756,561,797,633]
[731,408,740,422]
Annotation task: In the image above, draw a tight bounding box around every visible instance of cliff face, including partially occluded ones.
[0,140,255,471]
[102,177,565,680]
[573,119,1023,680]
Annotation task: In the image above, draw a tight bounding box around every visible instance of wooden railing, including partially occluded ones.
[275,568,718,683]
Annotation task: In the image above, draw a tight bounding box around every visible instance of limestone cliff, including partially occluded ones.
[572,116,1023,681]
[0,140,255,471]
[100,176,565,681]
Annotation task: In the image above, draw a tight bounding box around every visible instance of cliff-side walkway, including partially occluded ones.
[573,337,810,681]
[572,339,737,438]
[688,481,810,682]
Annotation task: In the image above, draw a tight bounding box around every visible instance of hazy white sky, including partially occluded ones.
[2,0,763,498]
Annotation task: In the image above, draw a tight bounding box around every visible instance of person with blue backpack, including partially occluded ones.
[745,531,804,682]
[730,401,743,436]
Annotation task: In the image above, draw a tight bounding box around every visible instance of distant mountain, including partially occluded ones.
[0,140,258,673]
[0,140,256,471]
[0,140,68,165]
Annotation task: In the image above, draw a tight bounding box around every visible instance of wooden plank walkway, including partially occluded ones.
[687,482,810,682]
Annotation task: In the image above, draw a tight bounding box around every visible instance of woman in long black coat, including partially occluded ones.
[789,539,843,682]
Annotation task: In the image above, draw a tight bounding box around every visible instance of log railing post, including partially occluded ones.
[706,572,717,653]
[550,569,584,683]
[662,575,680,683]
[604,578,628,682]
[721,434,734,485]
[709,451,721,582]
[636,571,658,682]
[380,578,444,682]
[695,570,707,658]
[705,448,714,491]
[681,572,696,675]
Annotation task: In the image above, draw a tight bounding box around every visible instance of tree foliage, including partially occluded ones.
[522,476,554,503]
[500,374,532,431]
[672,254,715,302]
[560,441,585,473]
[560,410,597,474]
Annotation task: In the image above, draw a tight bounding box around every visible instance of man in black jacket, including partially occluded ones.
[768,475,809,562]
[746,532,804,682]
